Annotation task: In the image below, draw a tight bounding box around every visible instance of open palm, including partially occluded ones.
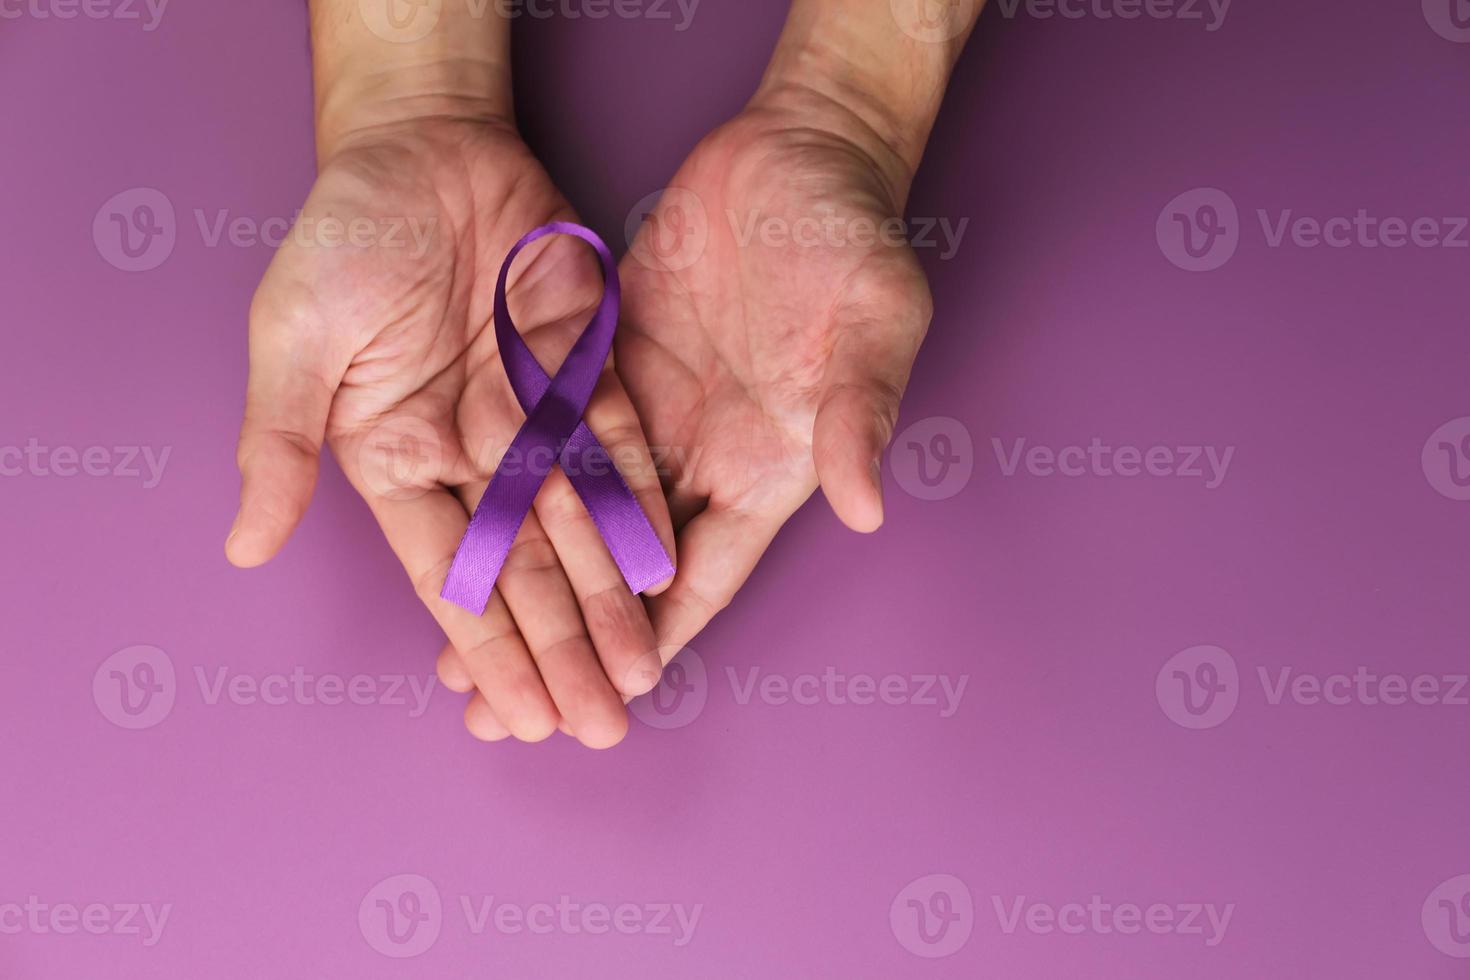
[616,102,934,652]
[228,119,673,747]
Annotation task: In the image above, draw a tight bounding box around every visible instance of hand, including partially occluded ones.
[226,118,674,748]
[617,88,934,652]
[437,0,974,681]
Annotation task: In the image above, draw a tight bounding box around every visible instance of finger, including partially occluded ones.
[493,231,677,592]
[490,506,632,750]
[464,692,513,742]
[587,370,678,595]
[355,479,560,743]
[667,488,710,532]
[649,504,788,654]
[812,304,925,533]
[228,290,347,567]
[439,644,520,742]
[536,468,666,699]
[812,379,901,534]
[438,637,635,728]
[435,641,474,693]
[534,376,674,698]
[437,466,669,707]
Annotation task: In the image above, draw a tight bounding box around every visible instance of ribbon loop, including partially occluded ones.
[439,222,674,614]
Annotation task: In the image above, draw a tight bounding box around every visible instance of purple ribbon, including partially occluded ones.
[439,222,674,614]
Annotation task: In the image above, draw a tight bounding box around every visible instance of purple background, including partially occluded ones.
[4,0,1470,977]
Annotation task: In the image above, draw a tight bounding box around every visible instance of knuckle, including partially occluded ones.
[412,556,458,605]
[589,422,646,453]
[248,281,317,336]
[579,586,646,643]
[684,581,732,619]
[502,533,561,575]
[535,486,592,538]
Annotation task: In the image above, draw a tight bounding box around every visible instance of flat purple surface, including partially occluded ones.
[3,1,1469,977]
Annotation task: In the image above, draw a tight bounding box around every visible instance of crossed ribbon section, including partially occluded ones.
[440,222,674,614]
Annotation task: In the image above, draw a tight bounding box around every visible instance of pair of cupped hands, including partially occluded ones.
[225,89,931,748]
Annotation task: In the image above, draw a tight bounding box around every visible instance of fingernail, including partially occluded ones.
[441,660,472,692]
[622,650,664,698]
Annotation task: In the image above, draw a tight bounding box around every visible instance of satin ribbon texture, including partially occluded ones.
[439,222,674,614]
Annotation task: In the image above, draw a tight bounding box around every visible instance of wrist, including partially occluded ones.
[315,57,513,163]
[309,0,513,164]
[752,0,977,185]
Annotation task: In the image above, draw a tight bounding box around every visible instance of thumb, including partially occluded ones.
[812,373,904,535]
[227,292,344,567]
[816,324,931,534]
[811,273,931,534]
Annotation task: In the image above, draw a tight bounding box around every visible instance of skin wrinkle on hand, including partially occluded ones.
[243,0,978,744]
